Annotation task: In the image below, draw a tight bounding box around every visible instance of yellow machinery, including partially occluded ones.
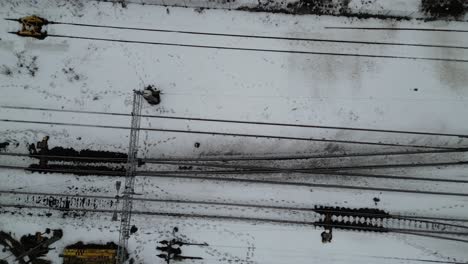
[62,249,117,264]
[5,15,49,39]
[61,243,119,264]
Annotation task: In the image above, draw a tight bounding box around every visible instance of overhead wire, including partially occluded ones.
[0,119,458,149]
[3,105,468,138]
[39,33,468,63]
[32,20,467,50]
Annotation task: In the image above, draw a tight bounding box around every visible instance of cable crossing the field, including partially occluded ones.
[4,16,468,63]
[0,118,461,150]
[3,105,468,138]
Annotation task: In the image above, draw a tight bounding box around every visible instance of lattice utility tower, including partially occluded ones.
[117,91,143,264]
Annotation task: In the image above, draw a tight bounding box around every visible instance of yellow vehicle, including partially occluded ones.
[61,242,119,264]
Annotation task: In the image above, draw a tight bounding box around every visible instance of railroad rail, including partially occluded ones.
[1,202,467,243]
[1,190,467,240]
[1,165,467,197]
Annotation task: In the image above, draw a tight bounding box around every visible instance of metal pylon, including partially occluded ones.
[117,91,143,264]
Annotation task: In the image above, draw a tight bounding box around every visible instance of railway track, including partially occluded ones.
[3,151,468,184]
[136,173,468,197]
[1,190,468,240]
[1,165,467,197]
[3,145,468,162]
[3,162,468,184]
[1,203,467,243]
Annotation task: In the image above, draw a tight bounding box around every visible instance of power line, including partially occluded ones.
[41,33,468,63]
[1,165,467,197]
[4,105,468,138]
[325,26,468,33]
[38,21,467,50]
[0,119,457,149]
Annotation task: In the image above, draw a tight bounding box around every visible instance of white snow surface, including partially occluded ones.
[0,0,468,264]
[103,0,468,20]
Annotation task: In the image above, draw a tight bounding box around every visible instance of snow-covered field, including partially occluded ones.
[0,0,467,263]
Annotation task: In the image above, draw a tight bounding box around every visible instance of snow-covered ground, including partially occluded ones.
[103,0,468,21]
[0,0,467,263]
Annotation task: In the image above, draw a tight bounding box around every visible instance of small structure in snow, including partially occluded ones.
[156,239,205,264]
[321,212,333,243]
[142,85,161,105]
[28,136,50,168]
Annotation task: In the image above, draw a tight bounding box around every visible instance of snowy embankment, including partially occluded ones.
[0,0,467,263]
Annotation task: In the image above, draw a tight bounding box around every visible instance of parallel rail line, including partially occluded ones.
[2,189,468,225]
[2,153,468,183]
[0,202,467,243]
[1,165,468,197]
